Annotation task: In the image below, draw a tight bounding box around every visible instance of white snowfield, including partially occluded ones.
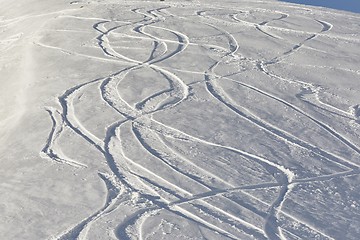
[0,0,359,239]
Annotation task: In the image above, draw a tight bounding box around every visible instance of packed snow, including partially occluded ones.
[0,0,359,239]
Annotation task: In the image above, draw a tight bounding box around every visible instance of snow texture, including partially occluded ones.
[0,0,359,239]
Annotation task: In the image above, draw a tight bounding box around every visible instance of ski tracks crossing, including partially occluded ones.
[37,2,360,240]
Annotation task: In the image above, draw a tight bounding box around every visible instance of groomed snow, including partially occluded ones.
[0,0,359,239]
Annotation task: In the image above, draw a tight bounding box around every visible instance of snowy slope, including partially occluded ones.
[0,0,359,239]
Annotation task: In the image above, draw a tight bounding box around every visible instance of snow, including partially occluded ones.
[0,0,359,239]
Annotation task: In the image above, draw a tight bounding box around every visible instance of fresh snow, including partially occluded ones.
[0,0,359,239]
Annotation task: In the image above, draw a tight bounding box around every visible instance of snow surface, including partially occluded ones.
[0,0,359,239]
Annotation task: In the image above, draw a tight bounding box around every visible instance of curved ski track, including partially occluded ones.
[38,3,360,240]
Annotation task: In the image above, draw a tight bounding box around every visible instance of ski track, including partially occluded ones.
[198,11,297,239]
[36,3,360,240]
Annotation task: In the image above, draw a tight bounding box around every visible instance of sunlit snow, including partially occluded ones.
[0,0,359,239]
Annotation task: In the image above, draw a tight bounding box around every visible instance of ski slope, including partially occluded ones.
[0,0,359,239]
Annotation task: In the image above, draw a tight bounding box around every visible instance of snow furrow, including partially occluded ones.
[40,108,87,168]
[55,173,122,240]
[207,78,359,170]
[132,123,213,192]
[255,64,360,164]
